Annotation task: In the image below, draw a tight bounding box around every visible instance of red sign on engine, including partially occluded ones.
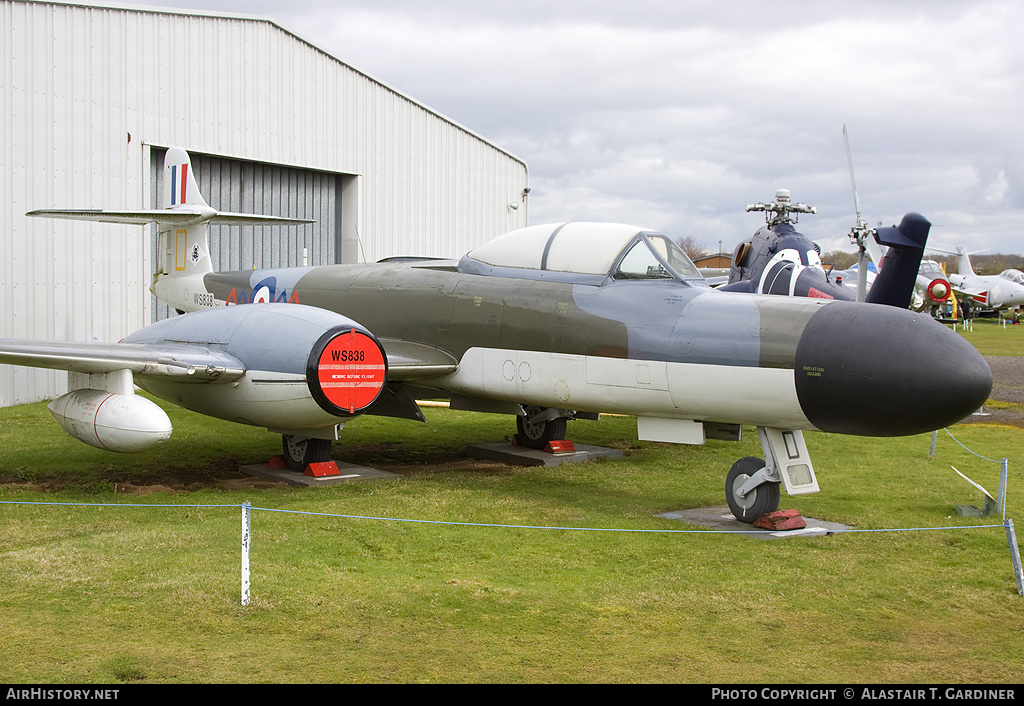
[314,329,387,414]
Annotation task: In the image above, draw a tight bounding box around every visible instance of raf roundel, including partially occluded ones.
[307,327,388,416]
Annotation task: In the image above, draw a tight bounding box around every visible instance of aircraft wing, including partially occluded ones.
[27,209,312,226]
[0,339,247,382]
[0,336,456,383]
[378,339,459,380]
[946,277,989,305]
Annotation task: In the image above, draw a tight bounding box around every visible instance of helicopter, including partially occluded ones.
[718,188,932,311]
[718,126,950,314]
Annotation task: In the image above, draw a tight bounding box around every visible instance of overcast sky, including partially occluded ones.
[141,0,1023,256]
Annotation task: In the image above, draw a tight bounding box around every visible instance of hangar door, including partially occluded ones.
[149,147,355,320]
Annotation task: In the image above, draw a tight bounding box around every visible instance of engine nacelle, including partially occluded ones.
[47,389,172,453]
[927,277,951,303]
[122,303,389,432]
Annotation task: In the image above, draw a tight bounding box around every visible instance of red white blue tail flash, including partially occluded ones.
[164,146,207,208]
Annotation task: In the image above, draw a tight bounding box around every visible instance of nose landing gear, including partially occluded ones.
[725,427,820,523]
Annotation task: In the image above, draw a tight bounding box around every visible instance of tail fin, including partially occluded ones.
[152,149,215,310]
[956,247,976,276]
[27,146,313,313]
[865,213,930,309]
[164,146,208,208]
[155,224,211,277]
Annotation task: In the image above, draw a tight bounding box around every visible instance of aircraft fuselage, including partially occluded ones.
[202,259,990,439]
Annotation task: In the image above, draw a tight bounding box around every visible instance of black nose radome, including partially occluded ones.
[794,301,992,436]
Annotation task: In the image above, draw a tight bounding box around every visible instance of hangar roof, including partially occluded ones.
[35,0,525,169]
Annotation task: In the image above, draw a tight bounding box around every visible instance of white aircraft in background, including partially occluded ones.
[946,247,1024,312]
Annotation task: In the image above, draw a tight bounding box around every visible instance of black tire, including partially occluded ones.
[516,405,568,450]
[282,435,332,472]
[725,456,780,523]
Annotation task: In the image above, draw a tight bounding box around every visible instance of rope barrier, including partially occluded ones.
[943,427,1002,464]
[0,499,1007,535]
[3,421,1021,601]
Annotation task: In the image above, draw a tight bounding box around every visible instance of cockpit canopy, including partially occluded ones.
[459,222,702,283]
[1000,269,1024,285]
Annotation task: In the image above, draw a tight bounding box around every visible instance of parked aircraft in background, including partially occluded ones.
[828,261,876,300]
[834,124,951,315]
[946,248,1024,312]
[720,190,945,314]
[910,260,952,314]
[827,258,951,316]
[2,148,992,522]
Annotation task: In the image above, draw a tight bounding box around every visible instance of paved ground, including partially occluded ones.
[962,356,1024,428]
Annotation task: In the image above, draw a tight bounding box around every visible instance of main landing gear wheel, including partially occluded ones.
[282,434,332,472]
[726,456,780,523]
[516,405,568,450]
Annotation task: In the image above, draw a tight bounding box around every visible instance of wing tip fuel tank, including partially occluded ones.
[793,301,992,436]
[47,389,172,453]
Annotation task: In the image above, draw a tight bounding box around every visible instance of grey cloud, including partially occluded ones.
[136,0,1024,254]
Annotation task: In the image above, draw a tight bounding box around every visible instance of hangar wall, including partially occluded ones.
[0,0,530,406]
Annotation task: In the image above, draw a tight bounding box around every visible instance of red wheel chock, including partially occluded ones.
[305,461,341,478]
[753,509,807,531]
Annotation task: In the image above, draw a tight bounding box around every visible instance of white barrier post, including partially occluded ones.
[241,502,251,606]
[1007,519,1023,597]
[996,458,1007,519]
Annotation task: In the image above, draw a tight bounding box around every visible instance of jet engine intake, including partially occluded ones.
[123,303,389,431]
[927,278,951,303]
[306,326,388,416]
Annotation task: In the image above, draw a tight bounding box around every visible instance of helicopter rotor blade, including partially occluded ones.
[843,124,865,229]
[844,124,872,301]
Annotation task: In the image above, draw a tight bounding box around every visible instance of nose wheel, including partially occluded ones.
[726,456,780,523]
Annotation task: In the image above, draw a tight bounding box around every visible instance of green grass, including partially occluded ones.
[0,400,1021,683]
[954,316,1024,356]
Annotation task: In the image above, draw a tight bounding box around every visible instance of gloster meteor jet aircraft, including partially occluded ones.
[2,148,992,522]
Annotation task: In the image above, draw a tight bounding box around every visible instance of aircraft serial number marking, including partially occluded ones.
[193,292,215,307]
[330,349,365,362]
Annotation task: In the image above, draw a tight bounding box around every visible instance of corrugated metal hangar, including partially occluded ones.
[1,0,530,406]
